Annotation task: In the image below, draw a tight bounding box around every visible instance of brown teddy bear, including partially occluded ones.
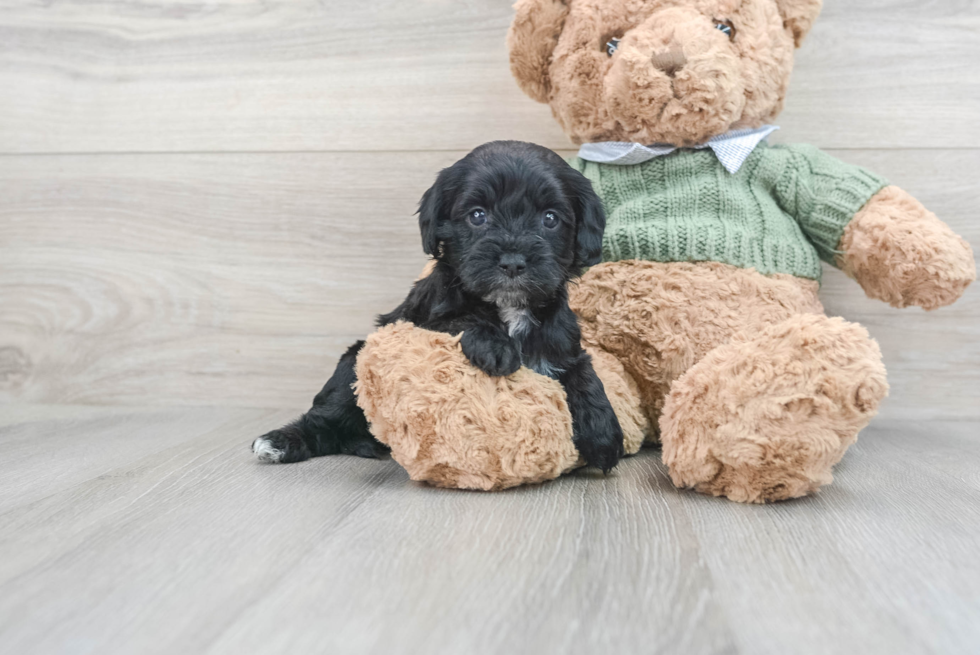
[354,0,975,501]
[505,0,975,501]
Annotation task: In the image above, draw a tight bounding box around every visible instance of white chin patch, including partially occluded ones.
[498,304,534,338]
[483,288,527,308]
[252,438,284,463]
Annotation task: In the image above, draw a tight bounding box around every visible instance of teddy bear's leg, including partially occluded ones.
[570,261,826,442]
[659,314,889,503]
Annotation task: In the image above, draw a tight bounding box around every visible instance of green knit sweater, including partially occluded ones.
[570,143,888,281]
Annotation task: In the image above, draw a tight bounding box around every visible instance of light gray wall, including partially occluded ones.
[1,1,977,419]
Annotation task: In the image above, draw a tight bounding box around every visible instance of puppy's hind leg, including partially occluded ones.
[252,418,312,464]
[305,341,390,459]
[252,341,389,463]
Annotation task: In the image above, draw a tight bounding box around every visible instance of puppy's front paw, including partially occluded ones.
[460,329,521,377]
[573,412,625,474]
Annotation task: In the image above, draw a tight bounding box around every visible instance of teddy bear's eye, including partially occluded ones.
[714,20,736,40]
[605,37,621,57]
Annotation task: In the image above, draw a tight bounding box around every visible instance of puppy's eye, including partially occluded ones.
[605,37,621,57]
[468,208,487,227]
[542,211,560,229]
[714,20,736,40]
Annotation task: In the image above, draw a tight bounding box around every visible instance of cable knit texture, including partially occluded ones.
[571,143,888,280]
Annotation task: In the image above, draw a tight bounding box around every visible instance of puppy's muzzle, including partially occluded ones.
[498,253,527,278]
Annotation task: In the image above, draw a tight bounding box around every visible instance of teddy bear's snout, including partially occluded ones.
[601,12,746,145]
[650,46,688,78]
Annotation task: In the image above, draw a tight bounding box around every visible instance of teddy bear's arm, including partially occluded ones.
[837,186,976,310]
[772,144,974,309]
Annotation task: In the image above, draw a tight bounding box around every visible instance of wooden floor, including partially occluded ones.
[0,405,978,655]
[2,0,980,653]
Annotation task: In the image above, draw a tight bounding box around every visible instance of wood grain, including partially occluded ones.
[0,406,977,654]
[0,406,284,514]
[1,150,977,416]
[683,419,980,655]
[1,2,978,653]
[1,0,978,153]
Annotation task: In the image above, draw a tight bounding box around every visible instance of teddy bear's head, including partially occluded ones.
[508,0,821,146]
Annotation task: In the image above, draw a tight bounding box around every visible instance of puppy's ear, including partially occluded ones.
[775,0,822,47]
[417,163,464,257]
[564,168,606,269]
[507,0,569,103]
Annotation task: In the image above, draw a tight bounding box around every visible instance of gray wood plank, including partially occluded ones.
[0,1,978,153]
[204,455,734,655]
[0,151,438,408]
[0,403,166,428]
[0,407,977,654]
[0,405,287,514]
[0,407,735,655]
[680,420,980,655]
[0,407,408,653]
[1,149,977,417]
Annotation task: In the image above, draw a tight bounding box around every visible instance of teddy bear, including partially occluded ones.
[353,0,975,501]
[503,0,975,501]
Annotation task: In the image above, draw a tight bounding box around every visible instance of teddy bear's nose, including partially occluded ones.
[651,46,687,78]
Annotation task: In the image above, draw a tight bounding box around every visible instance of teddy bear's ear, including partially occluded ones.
[775,0,823,47]
[507,0,570,103]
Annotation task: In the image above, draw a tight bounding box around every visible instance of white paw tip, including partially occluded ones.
[252,438,284,463]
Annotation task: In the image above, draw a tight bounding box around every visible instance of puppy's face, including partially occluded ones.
[418,141,605,307]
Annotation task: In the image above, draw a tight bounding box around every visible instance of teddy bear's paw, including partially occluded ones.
[354,322,580,490]
[659,314,888,504]
[840,186,976,310]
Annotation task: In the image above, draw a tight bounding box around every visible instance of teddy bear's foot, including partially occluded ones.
[659,314,889,503]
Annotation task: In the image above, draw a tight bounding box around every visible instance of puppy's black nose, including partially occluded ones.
[498,253,527,278]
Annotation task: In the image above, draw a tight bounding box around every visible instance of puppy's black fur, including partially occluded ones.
[253,141,624,472]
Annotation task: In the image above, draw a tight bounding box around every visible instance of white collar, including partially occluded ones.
[576,125,779,174]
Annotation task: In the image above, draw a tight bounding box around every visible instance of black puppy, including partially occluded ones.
[252,141,624,472]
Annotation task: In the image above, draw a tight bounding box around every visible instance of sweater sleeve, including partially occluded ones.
[771,144,889,267]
